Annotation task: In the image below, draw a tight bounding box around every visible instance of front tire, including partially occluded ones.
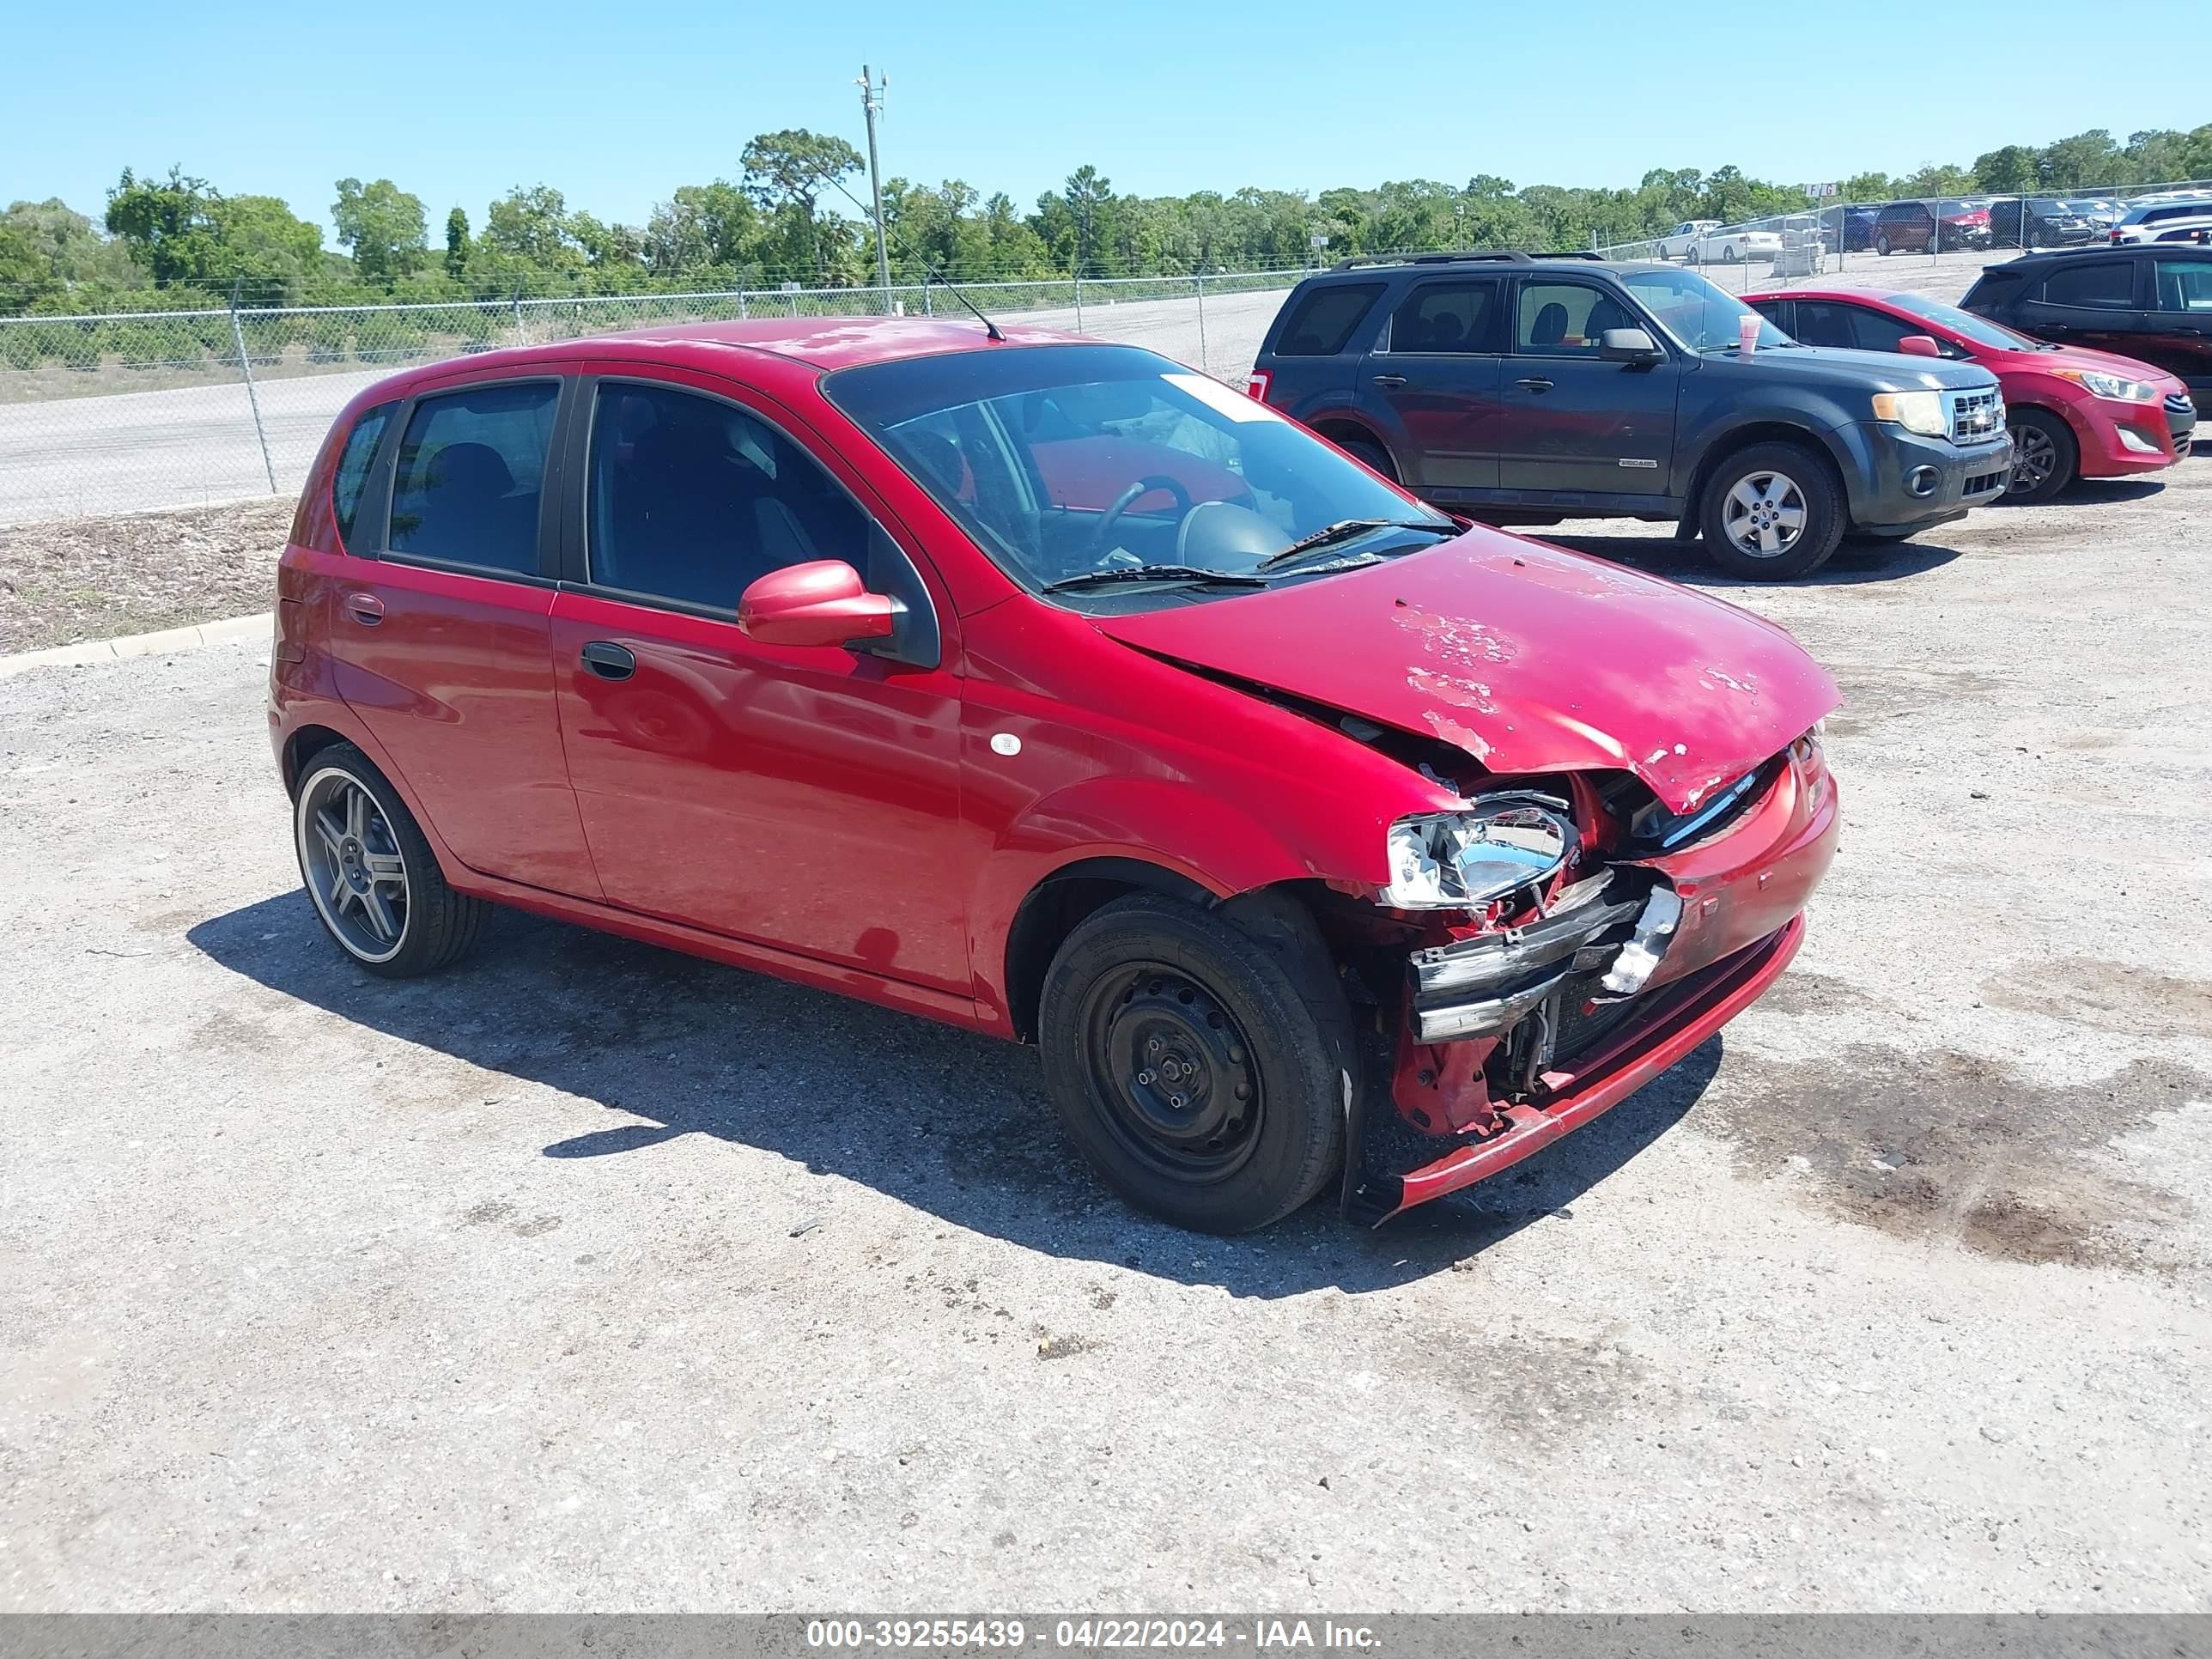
[2005,408,2077,503]
[1037,893,1352,1234]
[293,742,487,977]
[1698,441,1845,580]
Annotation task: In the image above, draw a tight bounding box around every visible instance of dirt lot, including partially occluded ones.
[2,441,2208,1612]
[0,496,295,653]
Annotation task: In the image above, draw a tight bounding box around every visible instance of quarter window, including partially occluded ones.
[1271,283,1384,356]
[586,382,866,611]
[331,401,394,549]
[1389,281,1500,353]
[387,383,559,574]
[2039,262,2135,309]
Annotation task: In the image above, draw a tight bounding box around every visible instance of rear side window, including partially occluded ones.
[2039,262,2135,309]
[1388,280,1501,354]
[1271,283,1383,356]
[388,382,560,574]
[2156,260,2212,312]
[331,402,393,549]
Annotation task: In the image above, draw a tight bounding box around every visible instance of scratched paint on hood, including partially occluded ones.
[1089,527,1841,813]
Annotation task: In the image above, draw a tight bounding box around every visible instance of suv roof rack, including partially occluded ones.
[1328,249,1607,271]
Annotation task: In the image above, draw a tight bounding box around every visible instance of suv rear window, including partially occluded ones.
[1271,283,1383,356]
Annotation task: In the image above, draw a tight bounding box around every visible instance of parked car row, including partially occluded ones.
[1666,191,2212,262]
[1250,246,2206,568]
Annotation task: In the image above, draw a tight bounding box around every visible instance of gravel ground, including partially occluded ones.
[2,445,2208,1613]
[0,496,294,653]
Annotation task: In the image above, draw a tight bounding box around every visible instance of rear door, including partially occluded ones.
[1496,276,1680,497]
[329,368,602,898]
[1358,276,1506,493]
[544,367,972,993]
[2148,254,2212,400]
[2013,256,2151,356]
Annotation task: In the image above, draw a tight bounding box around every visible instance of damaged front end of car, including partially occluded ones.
[1310,728,1837,1226]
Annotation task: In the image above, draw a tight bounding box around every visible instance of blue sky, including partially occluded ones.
[11,0,2209,242]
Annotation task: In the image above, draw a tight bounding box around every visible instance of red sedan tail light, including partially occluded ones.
[1245,369,1273,403]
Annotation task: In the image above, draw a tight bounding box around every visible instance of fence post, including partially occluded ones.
[736,277,749,320]
[1074,272,1085,334]
[228,283,277,496]
[1195,272,1208,371]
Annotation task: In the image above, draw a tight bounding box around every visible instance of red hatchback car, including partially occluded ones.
[1747,284,2196,502]
[270,319,1840,1232]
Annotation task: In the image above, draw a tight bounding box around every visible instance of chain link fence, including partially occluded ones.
[0,270,1310,526]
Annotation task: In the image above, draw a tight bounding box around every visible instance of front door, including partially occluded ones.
[329,370,603,898]
[2148,256,2212,398]
[1358,276,1505,493]
[546,371,972,994]
[1496,277,1681,497]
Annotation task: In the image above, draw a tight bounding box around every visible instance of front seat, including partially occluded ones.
[1529,303,1570,348]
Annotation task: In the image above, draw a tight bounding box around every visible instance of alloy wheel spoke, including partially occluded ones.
[362,889,400,943]
[362,850,404,884]
[1774,505,1806,531]
[345,786,368,843]
[314,809,346,860]
[1756,524,1782,552]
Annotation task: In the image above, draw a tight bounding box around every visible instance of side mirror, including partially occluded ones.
[1897,334,1943,358]
[1598,327,1663,364]
[738,559,896,649]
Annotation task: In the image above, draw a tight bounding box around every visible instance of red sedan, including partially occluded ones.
[1747,283,2196,502]
[270,318,1838,1232]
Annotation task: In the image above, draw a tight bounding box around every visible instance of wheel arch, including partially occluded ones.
[1308,414,1400,480]
[1002,856,1222,1043]
[1683,421,1850,521]
[282,722,355,796]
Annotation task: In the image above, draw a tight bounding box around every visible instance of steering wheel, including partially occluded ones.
[1089,474,1194,560]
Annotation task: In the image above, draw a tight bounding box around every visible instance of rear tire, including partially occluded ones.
[1876,234,1893,257]
[293,742,488,978]
[1698,441,1845,581]
[2005,408,2077,503]
[1037,893,1352,1234]
[1334,433,1397,483]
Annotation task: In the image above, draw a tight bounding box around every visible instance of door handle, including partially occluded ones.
[580,641,636,682]
[1514,376,1556,393]
[1370,374,1407,388]
[343,592,384,625]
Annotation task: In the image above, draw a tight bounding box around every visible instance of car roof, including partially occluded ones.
[1310,255,1672,280]
[1742,284,1931,307]
[373,315,1080,389]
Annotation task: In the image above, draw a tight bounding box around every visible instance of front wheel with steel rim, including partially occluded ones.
[1698,441,1845,580]
[1037,892,1352,1234]
[2004,408,2077,504]
[293,742,487,977]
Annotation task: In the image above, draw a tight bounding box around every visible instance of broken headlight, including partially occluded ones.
[1382,795,1577,911]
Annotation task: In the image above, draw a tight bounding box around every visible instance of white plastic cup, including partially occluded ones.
[1738,312,1760,356]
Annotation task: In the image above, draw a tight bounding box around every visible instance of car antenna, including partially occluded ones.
[804,161,1006,341]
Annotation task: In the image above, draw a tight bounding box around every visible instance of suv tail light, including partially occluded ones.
[1245,369,1273,403]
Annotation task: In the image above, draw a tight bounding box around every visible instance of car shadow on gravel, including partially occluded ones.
[188,892,1717,1299]
[1541,532,1961,587]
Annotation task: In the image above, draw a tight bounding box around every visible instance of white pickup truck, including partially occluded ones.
[1659,220,1784,264]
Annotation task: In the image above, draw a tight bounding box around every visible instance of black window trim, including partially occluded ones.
[1375,274,1508,356]
[363,372,574,587]
[558,371,946,657]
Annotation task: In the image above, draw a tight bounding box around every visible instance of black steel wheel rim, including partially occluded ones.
[1079,961,1263,1183]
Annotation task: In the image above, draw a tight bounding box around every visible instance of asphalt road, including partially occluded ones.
[3,441,2207,1611]
[0,248,2009,526]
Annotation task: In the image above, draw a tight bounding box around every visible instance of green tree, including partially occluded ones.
[1973,146,2039,192]
[103,167,223,285]
[645,180,759,274]
[444,207,470,278]
[331,178,428,283]
[739,130,866,280]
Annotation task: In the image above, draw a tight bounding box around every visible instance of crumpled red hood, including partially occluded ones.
[1091,530,1841,812]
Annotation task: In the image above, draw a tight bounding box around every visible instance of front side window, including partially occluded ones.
[586,382,866,610]
[1514,283,1642,356]
[1880,289,2040,349]
[2040,262,2135,309]
[332,401,394,549]
[388,382,559,574]
[2155,260,2212,312]
[1389,281,1501,354]
[1272,283,1384,356]
[823,343,1450,608]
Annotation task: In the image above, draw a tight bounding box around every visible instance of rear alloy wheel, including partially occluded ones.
[2005,408,2077,504]
[1723,242,1741,264]
[294,743,487,977]
[1876,233,1893,257]
[1037,894,1352,1234]
[1699,441,1844,580]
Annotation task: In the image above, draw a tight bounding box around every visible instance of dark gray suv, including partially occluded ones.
[1249,252,2013,580]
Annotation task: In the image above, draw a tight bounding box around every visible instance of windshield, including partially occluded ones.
[1879,289,2042,350]
[823,344,1454,606]
[1618,268,1790,351]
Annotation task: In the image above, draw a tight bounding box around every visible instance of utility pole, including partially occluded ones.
[856,64,891,307]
